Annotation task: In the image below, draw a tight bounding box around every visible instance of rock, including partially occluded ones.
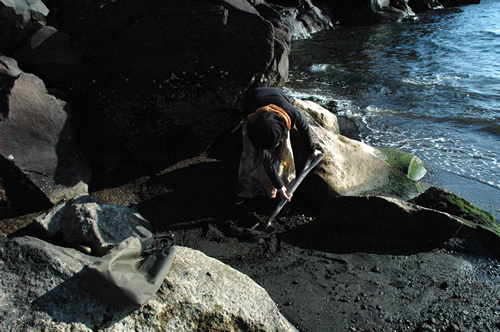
[0,154,53,218]
[408,0,444,13]
[412,187,497,222]
[0,178,9,216]
[35,195,153,256]
[0,236,297,331]
[376,147,427,181]
[328,0,416,26]
[292,195,500,256]
[0,0,48,24]
[24,26,79,66]
[292,110,426,207]
[409,186,498,233]
[30,0,288,175]
[0,56,91,218]
[314,196,463,249]
[254,0,333,39]
[20,25,81,86]
[0,0,49,53]
[292,97,340,134]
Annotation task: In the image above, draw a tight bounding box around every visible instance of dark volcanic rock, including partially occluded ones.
[328,0,416,26]
[0,56,90,218]
[28,0,289,178]
[255,0,333,38]
[440,0,480,7]
[408,0,444,12]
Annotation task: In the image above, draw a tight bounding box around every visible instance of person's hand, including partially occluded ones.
[278,186,293,202]
[311,149,323,160]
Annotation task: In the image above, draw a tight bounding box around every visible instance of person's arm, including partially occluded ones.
[287,106,323,160]
[262,151,292,201]
[262,150,284,190]
[291,109,316,155]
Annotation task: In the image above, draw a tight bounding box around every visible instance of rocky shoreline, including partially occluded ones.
[1,0,498,331]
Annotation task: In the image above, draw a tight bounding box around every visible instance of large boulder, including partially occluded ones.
[22,0,291,176]
[291,107,426,206]
[409,186,497,232]
[0,56,90,218]
[0,236,297,331]
[288,195,500,257]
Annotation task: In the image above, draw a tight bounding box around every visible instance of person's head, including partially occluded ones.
[247,111,286,150]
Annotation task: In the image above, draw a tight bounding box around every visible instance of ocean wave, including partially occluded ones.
[455,117,500,136]
[401,74,465,86]
[287,2,500,202]
[309,64,332,73]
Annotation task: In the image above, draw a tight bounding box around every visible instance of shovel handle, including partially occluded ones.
[266,153,324,226]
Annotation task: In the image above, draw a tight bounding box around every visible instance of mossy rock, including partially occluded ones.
[407,155,427,181]
[376,147,427,181]
[409,186,499,237]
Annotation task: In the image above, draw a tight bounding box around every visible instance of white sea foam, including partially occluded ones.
[309,64,330,73]
[288,0,500,201]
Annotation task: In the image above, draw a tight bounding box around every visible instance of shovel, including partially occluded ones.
[251,152,324,231]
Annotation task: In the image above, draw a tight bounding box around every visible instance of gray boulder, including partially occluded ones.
[35,195,153,256]
[0,236,297,331]
[0,56,91,218]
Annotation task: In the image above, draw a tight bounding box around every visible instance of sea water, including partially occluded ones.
[285,0,500,219]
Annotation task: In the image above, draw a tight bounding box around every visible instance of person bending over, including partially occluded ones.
[233,87,322,205]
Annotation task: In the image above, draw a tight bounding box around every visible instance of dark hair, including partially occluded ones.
[247,112,286,150]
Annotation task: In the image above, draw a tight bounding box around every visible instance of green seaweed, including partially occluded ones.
[410,187,499,237]
[376,147,427,181]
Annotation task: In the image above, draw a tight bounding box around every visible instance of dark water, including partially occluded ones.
[285,0,500,219]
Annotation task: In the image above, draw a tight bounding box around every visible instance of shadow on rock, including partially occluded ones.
[282,196,464,256]
[33,270,132,329]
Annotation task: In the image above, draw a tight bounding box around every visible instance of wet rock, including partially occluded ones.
[328,0,416,26]
[408,0,444,12]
